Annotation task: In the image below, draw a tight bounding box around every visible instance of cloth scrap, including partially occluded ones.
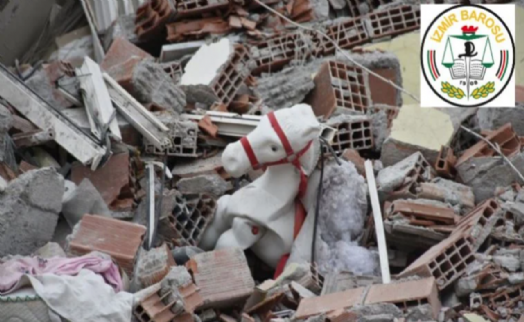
[0,253,123,295]
[28,270,134,322]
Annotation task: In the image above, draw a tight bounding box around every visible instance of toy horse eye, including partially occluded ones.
[271,145,278,152]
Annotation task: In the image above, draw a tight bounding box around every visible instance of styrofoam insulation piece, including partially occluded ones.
[181,38,233,86]
[390,104,454,151]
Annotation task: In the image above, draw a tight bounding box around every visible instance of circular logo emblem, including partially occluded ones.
[421,5,515,107]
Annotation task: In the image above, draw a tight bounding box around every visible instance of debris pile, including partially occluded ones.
[0,0,523,322]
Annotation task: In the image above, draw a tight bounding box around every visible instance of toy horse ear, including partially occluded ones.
[293,104,321,135]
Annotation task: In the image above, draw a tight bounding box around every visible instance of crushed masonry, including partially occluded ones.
[1,0,524,321]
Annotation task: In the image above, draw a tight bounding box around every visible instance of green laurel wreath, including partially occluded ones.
[440,82,465,99]
[471,82,495,99]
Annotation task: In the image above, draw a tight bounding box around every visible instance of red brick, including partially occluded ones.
[306,61,371,118]
[135,0,177,41]
[186,248,255,309]
[386,200,456,226]
[329,116,374,152]
[294,287,365,319]
[457,123,520,166]
[134,282,202,322]
[399,231,475,290]
[105,57,143,94]
[176,0,229,18]
[166,17,231,43]
[101,37,152,72]
[210,44,252,106]
[325,18,369,54]
[198,115,219,138]
[165,193,216,247]
[68,214,146,276]
[364,277,441,319]
[454,199,501,250]
[251,30,326,75]
[366,5,420,40]
[368,68,399,107]
[435,146,457,179]
[71,152,130,205]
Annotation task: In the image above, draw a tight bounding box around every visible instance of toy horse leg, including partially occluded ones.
[199,195,232,250]
[215,217,265,250]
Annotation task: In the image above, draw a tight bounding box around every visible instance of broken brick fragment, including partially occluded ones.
[71,152,130,205]
[295,287,365,319]
[435,146,457,179]
[101,37,152,72]
[399,231,475,290]
[136,243,177,288]
[306,61,371,118]
[364,277,441,319]
[186,248,255,309]
[68,214,146,276]
[198,115,219,138]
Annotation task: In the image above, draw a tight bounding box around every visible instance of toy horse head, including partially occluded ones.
[223,104,321,178]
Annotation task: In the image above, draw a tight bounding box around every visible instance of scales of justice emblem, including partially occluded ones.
[421,5,515,108]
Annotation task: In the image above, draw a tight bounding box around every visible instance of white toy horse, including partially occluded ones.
[199,104,322,269]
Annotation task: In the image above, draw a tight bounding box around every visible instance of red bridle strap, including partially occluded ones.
[267,111,294,156]
[239,111,312,200]
[240,136,260,169]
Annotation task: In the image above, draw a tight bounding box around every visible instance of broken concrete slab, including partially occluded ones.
[107,58,186,113]
[381,105,455,167]
[130,59,186,113]
[457,152,524,203]
[136,244,176,288]
[176,173,232,197]
[376,152,434,195]
[477,106,524,136]
[255,63,319,110]
[0,167,64,257]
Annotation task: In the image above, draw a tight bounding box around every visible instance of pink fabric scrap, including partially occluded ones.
[0,254,124,295]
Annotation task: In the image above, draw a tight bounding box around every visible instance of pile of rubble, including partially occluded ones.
[0,0,523,321]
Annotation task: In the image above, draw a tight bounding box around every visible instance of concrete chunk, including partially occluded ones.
[62,178,111,229]
[0,167,64,256]
[176,173,232,197]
